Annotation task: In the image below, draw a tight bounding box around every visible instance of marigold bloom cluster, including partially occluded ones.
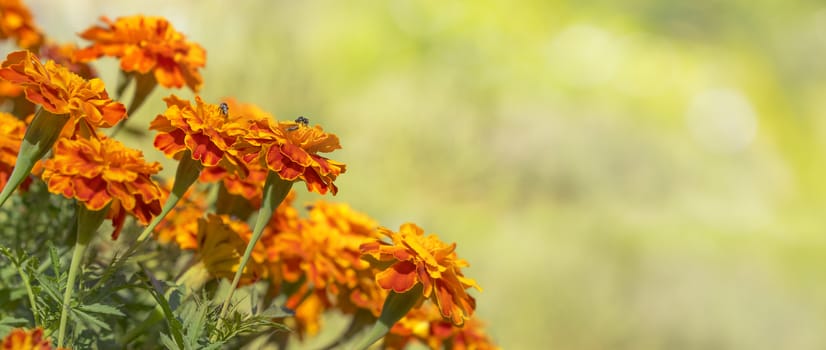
[41,136,163,238]
[76,16,206,91]
[0,50,126,131]
[361,223,482,326]
[0,0,42,49]
[0,327,62,350]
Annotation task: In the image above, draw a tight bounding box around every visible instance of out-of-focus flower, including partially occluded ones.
[267,201,379,292]
[154,183,208,250]
[0,79,33,116]
[360,223,481,326]
[0,112,26,190]
[384,303,499,350]
[76,15,206,92]
[0,327,62,350]
[201,157,267,209]
[39,41,97,79]
[40,135,164,239]
[0,50,126,132]
[150,95,247,174]
[0,0,43,49]
[234,115,346,195]
[286,288,330,338]
[195,214,266,284]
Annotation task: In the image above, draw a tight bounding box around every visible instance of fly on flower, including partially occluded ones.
[288,116,309,131]
[220,102,229,116]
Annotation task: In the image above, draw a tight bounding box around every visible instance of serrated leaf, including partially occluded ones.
[48,241,62,277]
[160,334,180,350]
[141,264,185,349]
[78,303,125,317]
[73,307,112,332]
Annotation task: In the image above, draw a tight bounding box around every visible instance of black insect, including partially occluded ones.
[288,116,310,131]
[219,102,229,116]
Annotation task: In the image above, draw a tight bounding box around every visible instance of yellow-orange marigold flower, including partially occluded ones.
[360,223,481,326]
[0,327,60,350]
[0,112,26,190]
[195,214,266,284]
[234,116,345,195]
[0,0,43,49]
[76,16,206,91]
[0,50,126,131]
[41,136,163,239]
[150,95,246,173]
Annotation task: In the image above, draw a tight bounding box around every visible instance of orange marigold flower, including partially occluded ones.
[41,136,163,239]
[76,16,206,91]
[234,115,346,195]
[150,95,247,173]
[0,327,61,350]
[284,288,330,339]
[360,223,481,326]
[0,50,126,131]
[0,112,26,190]
[385,303,499,350]
[154,183,208,250]
[195,214,266,284]
[0,0,43,49]
[267,201,378,290]
[40,41,97,79]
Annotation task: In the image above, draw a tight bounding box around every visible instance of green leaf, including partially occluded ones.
[77,303,125,317]
[72,307,112,332]
[141,264,185,349]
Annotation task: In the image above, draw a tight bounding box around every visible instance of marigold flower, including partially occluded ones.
[267,201,379,290]
[0,327,61,350]
[76,15,206,91]
[195,214,266,284]
[150,95,247,173]
[285,288,330,339]
[154,184,208,250]
[234,115,346,195]
[40,135,164,239]
[0,0,43,49]
[40,41,97,79]
[0,112,26,190]
[360,223,481,326]
[385,303,499,350]
[0,50,126,131]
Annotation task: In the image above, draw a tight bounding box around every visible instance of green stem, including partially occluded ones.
[353,284,423,350]
[213,172,292,339]
[15,263,40,326]
[0,108,67,207]
[57,203,109,348]
[124,155,202,258]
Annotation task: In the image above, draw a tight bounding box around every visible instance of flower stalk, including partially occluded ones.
[132,153,202,250]
[57,203,110,348]
[0,108,67,207]
[354,284,423,350]
[215,171,293,331]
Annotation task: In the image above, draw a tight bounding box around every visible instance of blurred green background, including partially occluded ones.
[26,0,826,348]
